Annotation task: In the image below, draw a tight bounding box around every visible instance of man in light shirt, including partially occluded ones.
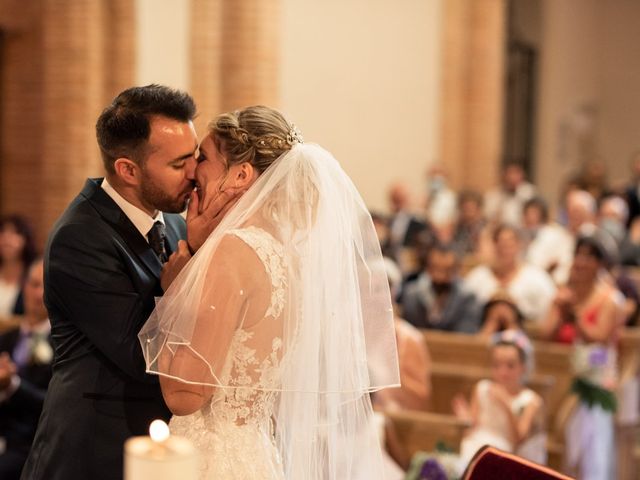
[484,163,536,227]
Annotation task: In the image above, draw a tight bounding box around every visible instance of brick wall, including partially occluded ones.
[191,0,281,137]
[0,0,134,247]
[0,0,282,245]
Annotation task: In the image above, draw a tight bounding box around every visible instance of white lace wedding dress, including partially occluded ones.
[170,226,288,480]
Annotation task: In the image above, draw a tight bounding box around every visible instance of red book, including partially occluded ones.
[462,446,574,480]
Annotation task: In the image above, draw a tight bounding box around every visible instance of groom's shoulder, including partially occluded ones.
[47,181,117,249]
[53,178,106,222]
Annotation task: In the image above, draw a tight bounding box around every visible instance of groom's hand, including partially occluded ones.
[186,188,243,253]
[161,240,191,291]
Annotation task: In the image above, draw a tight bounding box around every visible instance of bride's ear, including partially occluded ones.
[232,162,256,188]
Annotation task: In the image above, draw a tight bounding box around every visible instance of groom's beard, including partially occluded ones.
[140,171,193,213]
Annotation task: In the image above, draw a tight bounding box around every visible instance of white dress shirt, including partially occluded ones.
[101,178,164,240]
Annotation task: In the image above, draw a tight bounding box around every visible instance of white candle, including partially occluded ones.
[124,420,199,480]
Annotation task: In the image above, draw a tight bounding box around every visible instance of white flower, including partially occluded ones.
[32,339,53,364]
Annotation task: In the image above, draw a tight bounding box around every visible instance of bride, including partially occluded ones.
[138,106,400,479]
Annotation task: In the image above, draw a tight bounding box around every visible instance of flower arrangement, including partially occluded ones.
[570,343,618,412]
[571,343,616,390]
[405,445,463,480]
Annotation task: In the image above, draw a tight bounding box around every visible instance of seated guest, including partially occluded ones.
[464,224,556,322]
[371,212,392,259]
[523,197,574,285]
[385,182,434,272]
[0,259,52,479]
[484,163,536,227]
[0,215,37,320]
[566,190,618,262]
[424,165,457,243]
[451,190,487,260]
[619,217,640,266]
[375,258,431,412]
[539,236,625,345]
[598,195,629,248]
[538,236,624,479]
[478,293,524,337]
[401,243,481,333]
[624,150,640,226]
[453,329,546,469]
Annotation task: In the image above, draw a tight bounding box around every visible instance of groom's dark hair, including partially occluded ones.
[96,84,196,174]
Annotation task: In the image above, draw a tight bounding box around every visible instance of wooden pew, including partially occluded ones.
[616,327,640,480]
[422,330,569,418]
[429,363,555,416]
[422,330,490,367]
[422,328,640,476]
[385,409,471,458]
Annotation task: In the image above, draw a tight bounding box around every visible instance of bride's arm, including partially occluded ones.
[159,347,214,416]
[156,236,266,416]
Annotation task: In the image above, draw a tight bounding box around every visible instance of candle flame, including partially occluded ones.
[149,419,170,443]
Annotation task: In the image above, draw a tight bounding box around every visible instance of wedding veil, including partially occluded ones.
[139,143,400,478]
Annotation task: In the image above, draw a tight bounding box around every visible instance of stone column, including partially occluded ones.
[0,0,135,245]
[0,0,47,243]
[220,0,281,111]
[190,0,281,135]
[439,0,506,192]
[190,0,224,137]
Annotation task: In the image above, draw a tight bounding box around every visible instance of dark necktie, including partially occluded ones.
[147,221,168,263]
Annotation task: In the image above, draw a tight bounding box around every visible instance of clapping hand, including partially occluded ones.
[452,393,472,422]
[554,286,576,316]
[186,187,244,254]
[0,352,16,391]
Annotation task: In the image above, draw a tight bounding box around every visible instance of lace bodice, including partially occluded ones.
[170,226,288,479]
[208,226,287,425]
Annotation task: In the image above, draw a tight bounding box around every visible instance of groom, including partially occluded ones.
[22,85,233,480]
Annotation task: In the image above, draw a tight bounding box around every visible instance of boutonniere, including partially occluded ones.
[30,335,53,365]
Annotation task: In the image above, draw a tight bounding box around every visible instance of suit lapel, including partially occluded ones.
[81,178,163,279]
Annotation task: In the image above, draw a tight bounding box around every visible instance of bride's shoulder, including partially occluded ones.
[226,226,282,254]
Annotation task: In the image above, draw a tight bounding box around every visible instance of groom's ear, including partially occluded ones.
[113,158,140,186]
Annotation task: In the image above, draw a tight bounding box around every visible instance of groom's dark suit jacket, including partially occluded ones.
[22,179,185,480]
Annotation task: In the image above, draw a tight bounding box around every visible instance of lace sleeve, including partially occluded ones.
[140,233,272,387]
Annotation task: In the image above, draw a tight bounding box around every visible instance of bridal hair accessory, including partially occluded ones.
[286,124,304,145]
[255,124,303,150]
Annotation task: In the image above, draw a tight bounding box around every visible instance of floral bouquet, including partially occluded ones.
[404,444,462,480]
[571,343,617,412]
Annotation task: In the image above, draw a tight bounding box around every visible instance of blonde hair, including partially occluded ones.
[208,105,300,174]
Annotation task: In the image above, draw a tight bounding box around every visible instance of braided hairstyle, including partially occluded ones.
[208,105,302,173]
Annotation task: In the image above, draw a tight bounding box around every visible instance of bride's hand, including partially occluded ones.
[186,188,244,253]
[161,240,192,291]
